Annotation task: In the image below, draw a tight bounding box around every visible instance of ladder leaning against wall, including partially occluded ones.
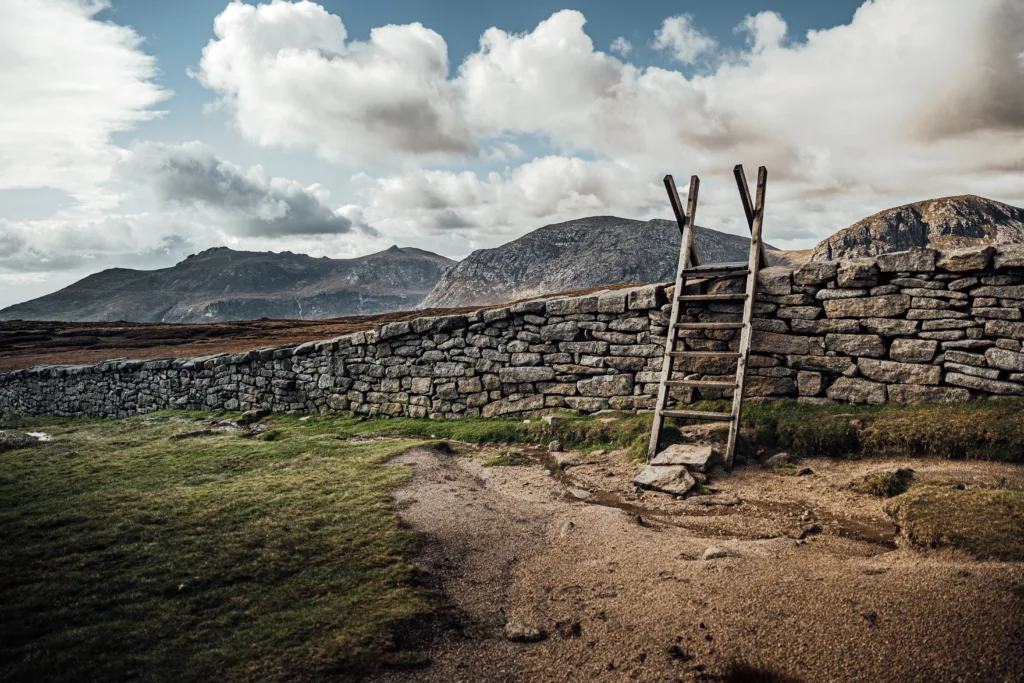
[646,165,769,471]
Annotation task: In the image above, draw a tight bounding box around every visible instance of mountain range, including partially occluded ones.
[2,194,1021,322]
[0,246,454,323]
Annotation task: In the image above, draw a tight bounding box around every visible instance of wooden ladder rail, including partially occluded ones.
[647,174,700,461]
[724,165,768,470]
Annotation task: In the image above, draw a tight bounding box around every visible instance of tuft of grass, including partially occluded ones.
[0,414,433,681]
[885,484,1024,561]
[483,450,533,467]
[852,469,914,497]
[731,398,1024,461]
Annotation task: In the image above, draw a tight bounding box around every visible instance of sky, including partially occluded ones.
[1,0,1023,309]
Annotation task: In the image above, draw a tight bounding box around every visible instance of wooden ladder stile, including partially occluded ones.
[646,165,769,471]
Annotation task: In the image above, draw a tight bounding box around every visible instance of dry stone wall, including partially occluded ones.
[4,244,1024,419]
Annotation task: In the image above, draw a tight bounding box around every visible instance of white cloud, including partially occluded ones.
[735,11,787,53]
[0,0,170,211]
[193,0,474,164]
[652,14,717,64]
[610,37,632,57]
[119,141,370,236]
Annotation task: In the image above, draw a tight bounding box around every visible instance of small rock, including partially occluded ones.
[702,546,729,560]
[667,644,694,662]
[797,467,814,476]
[555,620,582,638]
[548,440,563,453]
[651,443,718,473]
[787,523,823,540]
[505,620,547,643]
[591,449,607,457]
[555,453,581,468]
[542,415,560,425]
[763,452,791,468]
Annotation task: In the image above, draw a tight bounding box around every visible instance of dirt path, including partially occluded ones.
[376,447,1024,682]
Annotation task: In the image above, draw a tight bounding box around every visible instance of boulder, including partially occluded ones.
[634,464,696,495]
[651,444,718,472]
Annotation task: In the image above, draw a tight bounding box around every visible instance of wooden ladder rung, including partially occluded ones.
[674,322,744,330]
[669,351,741,359]
[677,294,747,302]
[665,379,737,389]
[689,261,747,272]
[662,409,734,421]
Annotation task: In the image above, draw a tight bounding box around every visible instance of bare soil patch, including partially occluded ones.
[377,448,1024,682]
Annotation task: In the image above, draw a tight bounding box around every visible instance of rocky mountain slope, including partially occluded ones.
[0,246,455,323]
[811,195,1024,261]
[420,217,783,309]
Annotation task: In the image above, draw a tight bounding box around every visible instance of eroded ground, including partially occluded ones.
[377,446,1024,682]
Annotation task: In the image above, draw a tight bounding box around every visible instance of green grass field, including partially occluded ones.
[0,414,432,682]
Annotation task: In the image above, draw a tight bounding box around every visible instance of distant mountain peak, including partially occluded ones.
[811,195,1024,261]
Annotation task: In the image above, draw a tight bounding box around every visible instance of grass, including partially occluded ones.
[710,398,1024,461]
[885,484,1024,561]
[0,413,434,682]
[852,469,914,497]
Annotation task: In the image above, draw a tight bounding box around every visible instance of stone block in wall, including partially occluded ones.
[858,358,941,385]
[609,317,648,332]
[944,350,986,366]
[751,331,818,355]
[628,285,665,311]
[745,376,796,397]
[944,362,999,379]
[537,382,577,395]
[777,306,821,320]
[837,259,879,288]
[985,347,1024,372]
[816,288,867,300]
[510,300,546,314]
[378,321,412,340]
[597,290,628,313]
[887,385,971,404]
[825,334,886,358]
[547,297,598,315]
[482,394,545,417]
[969,284,1024,299]
[936,246,994,272]
[757,267,793,295]
[605,356,647,372]
[973,308,1022,320]
[540,321,579,341]
[789,318,859,334]
[499,367,555,383]
[577,374,633,397]
[787,354,857,374]
[797,371,823,396]
[752,319,790,333]
[994,244,1024,269]
[826,377,887,404]
[889,338,938,363]
[877,247,937,273]
[793,261,837,285]
[565,396,610,412]
[945,373,1024,395]
[823,294,910,318]
[591,331,637,345]
[860,317,917,335]
[610,344,663,357]
[609,396,656,411]
[984,320,1024,339]
[709,277,746,294]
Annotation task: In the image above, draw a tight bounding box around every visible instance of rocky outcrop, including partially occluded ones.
[811,195,1024,262]
[0,246,455,323]
[420,216,785,309]
[4,243,1024,419]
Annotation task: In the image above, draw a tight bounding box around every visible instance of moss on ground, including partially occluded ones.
[885,484,1024,561]
[0,414,433,682]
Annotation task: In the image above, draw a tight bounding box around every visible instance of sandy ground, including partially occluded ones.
[374,445,1024,683]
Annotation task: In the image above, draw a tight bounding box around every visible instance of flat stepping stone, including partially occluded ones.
[651,444,718,472]
[634,464,695,496]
